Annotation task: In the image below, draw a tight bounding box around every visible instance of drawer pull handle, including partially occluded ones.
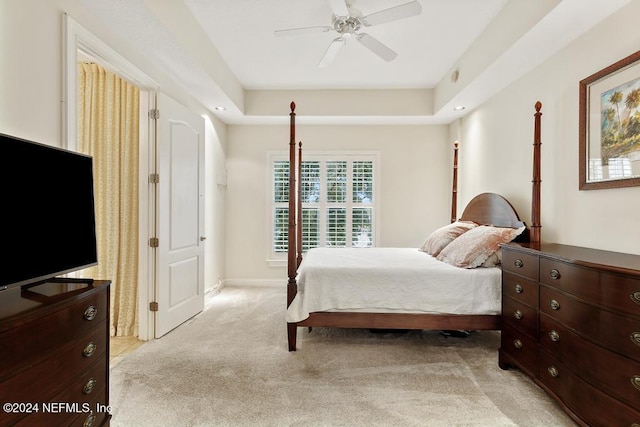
[83,342,96,358]
[549,269,561,280]
[514,259,524,268]
[514,310,523,320]
[513,339,523,349]
[632,332,640,347]
[83,305,97,321]
[632,375,640,392]
[549,330,560,342]
[547,366,559,378]
[515,284,523,294]
[549,299,560,310]
[632,291,640,306]
[83,413,96,427]
[83,378,97,394]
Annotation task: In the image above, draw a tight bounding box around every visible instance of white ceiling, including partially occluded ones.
[79,0,631,125]
[183,0,506,90]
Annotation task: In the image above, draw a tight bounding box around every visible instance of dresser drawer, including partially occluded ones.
[502,295,538,338]
[502,249,539,280]
[538,350,640,427]
[13,373,108,427]
[0,288,108,381]
[601,273,640,317]
[541,258,640,317]
[540,313,640,409]
[69,395,110,427]
[500,323,538,377]
[502,272,538,308]
[50,355,108,407]
[539,257,599,293]
[540,286,640,363]
[0,320,107,409]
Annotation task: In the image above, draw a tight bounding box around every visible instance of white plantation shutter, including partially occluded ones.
[352,207,373,247]
[301,208,320,250]
[270,153,378,257]
[273,161,289,203]
[352,161,373,203]
[352,160,374,247]
[273,161,289,253]
[326,207,347,246]
[300,161,320,202]
[326,161,347,203]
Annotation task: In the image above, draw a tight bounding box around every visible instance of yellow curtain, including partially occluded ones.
[77,62,140,337]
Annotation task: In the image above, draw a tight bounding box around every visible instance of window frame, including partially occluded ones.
[267,150,380,264]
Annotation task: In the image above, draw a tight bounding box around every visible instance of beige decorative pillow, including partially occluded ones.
[419,221,478,256]
[480,248,502,268]
[437,225,526,268]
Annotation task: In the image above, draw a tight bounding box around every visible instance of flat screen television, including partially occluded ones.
[0,133,98,291]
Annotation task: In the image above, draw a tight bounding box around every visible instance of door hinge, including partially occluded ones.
[149,302,159,312]
[149,173,160,184]
[149,237,159,248]
[149,108,159,120]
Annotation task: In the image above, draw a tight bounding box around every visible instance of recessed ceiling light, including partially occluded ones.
[214,106,226,111]
[453,106,466,111]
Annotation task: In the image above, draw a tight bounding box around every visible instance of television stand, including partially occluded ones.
[0,279,111,426]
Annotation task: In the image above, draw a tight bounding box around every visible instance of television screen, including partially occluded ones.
[0,133,98,290]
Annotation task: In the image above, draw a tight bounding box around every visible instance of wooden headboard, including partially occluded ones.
[459,193,526,229]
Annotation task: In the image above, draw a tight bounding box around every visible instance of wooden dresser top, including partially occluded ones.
[0,280,110,329]
[502,242,640,277]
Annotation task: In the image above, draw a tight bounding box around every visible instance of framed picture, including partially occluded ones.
[579,50,640,190]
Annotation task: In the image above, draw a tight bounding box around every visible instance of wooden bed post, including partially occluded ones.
[451,141,459,223]
[287,102,297,292]
[297,141,303,268]
[287,102,298,351]
[531,102,542,245]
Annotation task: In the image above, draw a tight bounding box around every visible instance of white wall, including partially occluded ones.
[225,124,450,284]
[0,0,228,290]
[455,0,640,255]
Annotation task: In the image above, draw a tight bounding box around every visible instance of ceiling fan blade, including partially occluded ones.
[356,33,397,62]
[327,0,350,17]
[274,26,333,37]
[362,0,422,26]
[318,37,345,68]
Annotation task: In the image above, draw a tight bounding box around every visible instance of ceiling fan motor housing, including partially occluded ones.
[332,16,362,35]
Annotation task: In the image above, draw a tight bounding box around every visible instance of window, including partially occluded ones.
[270,152,378,257]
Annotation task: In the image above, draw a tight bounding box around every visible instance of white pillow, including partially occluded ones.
[419,221,477,256]
[437,225,525,268]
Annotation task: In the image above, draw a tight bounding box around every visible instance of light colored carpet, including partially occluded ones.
[109,286,577,426]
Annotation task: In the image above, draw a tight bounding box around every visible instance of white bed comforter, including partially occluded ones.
[286,247,502,323]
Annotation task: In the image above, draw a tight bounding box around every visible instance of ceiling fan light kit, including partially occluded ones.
[274,0,422,67]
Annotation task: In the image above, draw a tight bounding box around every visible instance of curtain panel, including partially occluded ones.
[77,62,140,337]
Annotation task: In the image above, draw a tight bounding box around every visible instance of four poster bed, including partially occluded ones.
[286,102,543,351]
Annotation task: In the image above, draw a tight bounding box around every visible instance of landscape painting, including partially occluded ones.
[579,49,640,190]
[599,76,640,172]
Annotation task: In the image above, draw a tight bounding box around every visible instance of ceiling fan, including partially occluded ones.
[274,0,422,67]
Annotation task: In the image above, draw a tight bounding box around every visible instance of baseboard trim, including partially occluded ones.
[223,279,283,288]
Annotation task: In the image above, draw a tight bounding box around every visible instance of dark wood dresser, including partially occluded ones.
[0,280,111,427]
[499,243,640,426]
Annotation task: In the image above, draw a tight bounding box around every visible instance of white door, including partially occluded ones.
[155,93,205,337]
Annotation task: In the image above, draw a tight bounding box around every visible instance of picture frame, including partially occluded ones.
[579,49,640,190]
